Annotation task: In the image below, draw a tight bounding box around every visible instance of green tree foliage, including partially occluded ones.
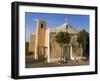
[64,32,71,45]
[77,29,89,45]
[77,29,89,57]
[55,31,71,61]
[55,32,71,45]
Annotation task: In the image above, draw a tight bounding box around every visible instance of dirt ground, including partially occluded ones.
[25,55,89,68]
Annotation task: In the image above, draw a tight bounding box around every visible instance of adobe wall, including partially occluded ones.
[29,34,36,55]
[70,34,83,60]
[50,33,61,62]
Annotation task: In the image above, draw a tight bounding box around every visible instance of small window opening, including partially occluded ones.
[41,23,43,28]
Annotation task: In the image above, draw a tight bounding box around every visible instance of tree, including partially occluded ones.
[77,29,89,57]
[55,31,71,62]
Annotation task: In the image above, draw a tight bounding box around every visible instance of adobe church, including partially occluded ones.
[29,20,83,63]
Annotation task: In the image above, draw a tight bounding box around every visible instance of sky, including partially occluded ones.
[25,12,89,42]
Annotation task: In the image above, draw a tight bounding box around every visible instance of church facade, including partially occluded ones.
[28,20,83,63]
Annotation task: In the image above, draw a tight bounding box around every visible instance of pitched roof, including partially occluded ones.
[50,23,78,34]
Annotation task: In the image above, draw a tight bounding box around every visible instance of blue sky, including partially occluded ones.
[25,12,89,42]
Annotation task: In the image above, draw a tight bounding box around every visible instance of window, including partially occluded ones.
[41,23,43,28]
